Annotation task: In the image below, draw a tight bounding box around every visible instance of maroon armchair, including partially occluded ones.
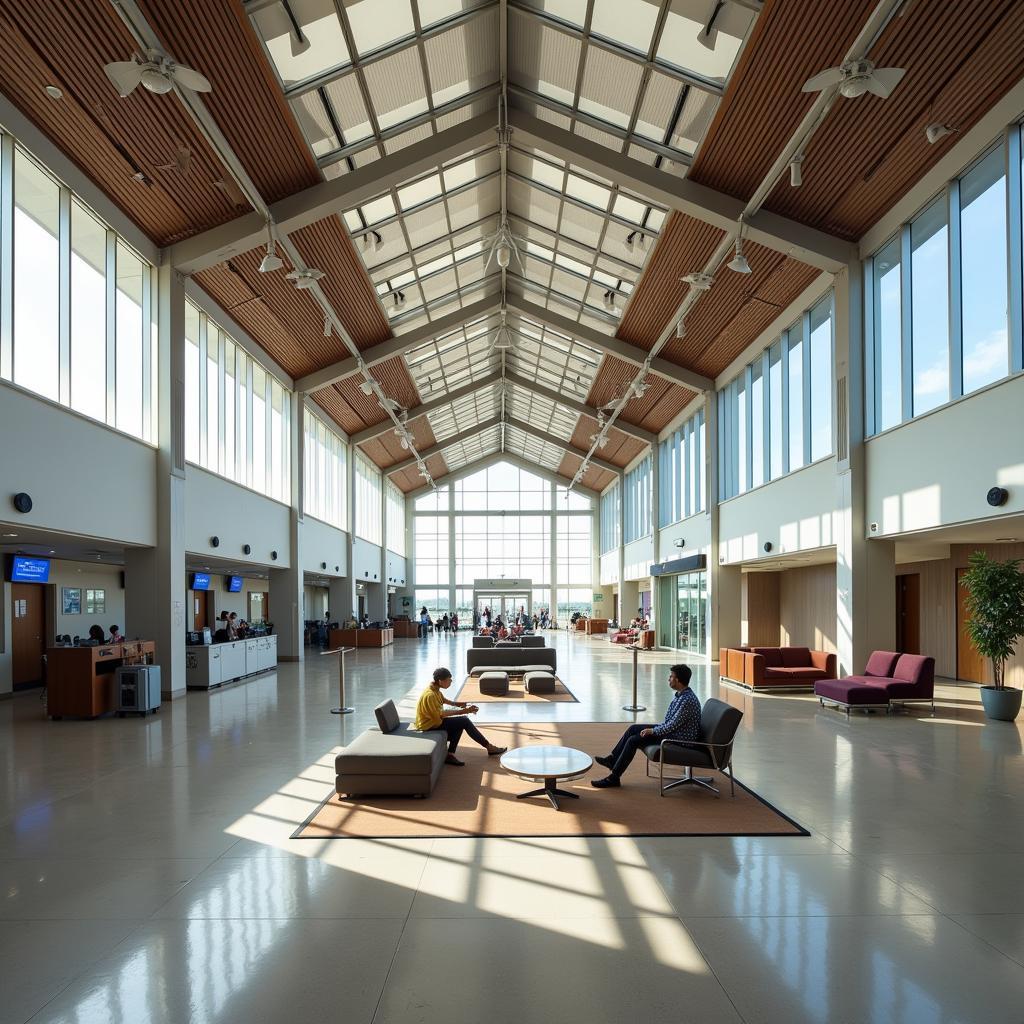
[815,651,935,715]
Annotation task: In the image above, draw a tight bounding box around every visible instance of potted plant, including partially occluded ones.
[960,550,1024,721]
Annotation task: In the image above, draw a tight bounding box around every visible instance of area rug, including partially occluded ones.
[455,675,578,703]
[293,722,807,840]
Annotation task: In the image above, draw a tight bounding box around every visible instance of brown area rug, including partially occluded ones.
[455,675,577,703]
[294,722,807,840]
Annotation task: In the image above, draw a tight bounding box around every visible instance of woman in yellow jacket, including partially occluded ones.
[413,667,507,766]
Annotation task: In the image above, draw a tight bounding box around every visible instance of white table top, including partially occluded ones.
[500,745,593,781]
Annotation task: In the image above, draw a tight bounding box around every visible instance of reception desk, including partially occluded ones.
[47,641,156,719]
[392,620,418,638]
[585,618,610,635]
[186,636,277,690]
[328,627,395,648]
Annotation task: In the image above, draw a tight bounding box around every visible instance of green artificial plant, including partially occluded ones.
[960,550,1024,690]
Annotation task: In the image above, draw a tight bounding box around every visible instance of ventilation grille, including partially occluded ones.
[836,375,849,462]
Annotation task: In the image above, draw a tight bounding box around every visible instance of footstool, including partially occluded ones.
[479,671,509,696]
[814,677,890,716]
[525,671,556,694]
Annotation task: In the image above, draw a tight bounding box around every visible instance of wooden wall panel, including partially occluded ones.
[779,563,838,653]
[742,572,780,647]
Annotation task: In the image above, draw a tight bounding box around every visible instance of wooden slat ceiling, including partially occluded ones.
[557,454,616,494]
[392,454,449,494]
[570,415,647,469]
[309,355,422,437]
[359,418,439,471]
[587,357,697,434]
[0,2,239,246]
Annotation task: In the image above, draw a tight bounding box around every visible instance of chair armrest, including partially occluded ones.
[810,650,836,675]
[659,737,733,770]
[744,652,766,686]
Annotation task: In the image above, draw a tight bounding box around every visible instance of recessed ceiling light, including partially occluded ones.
[995,537,1019,542]
[44,85,63,100]
[2,532,16,537]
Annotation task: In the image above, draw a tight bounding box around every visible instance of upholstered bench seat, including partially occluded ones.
[524,671,556,694]
[469,663,552,676]
[815,677,890,708]
[478,671,509,695]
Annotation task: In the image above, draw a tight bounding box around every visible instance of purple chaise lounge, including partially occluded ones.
[815,651,935,715]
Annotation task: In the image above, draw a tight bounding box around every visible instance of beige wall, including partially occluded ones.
[50,561,126,640]
[742,572,780,647]
[779,564,838,655]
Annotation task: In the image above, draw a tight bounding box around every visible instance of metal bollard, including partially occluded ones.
[322,646,357,714]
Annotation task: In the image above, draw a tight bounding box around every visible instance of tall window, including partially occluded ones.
[658,408,705,526]
[623,456,651,543]
[2,136,156,442]
[386,480,406,556]
[720,291,834,497]
[871,237,902,433]
[600,482,620,553]
[184,300,291,502]
[355,452,382,544]
[911,198,949,414]
[304,409,347,530]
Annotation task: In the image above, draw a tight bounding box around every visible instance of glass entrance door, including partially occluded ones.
[658,571,708,654]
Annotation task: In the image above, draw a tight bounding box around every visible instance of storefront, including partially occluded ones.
[652,555,708,655]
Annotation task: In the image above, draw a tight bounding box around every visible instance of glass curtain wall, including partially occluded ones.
[354,452,383,544]
[2,134,157,443]
[184,300,291,502]
[656,570,708,654]
[303,408,348,530]
[658,408,706,527]
[866,131,1024,435]
[599,482,621,552]
[385,479,406,556]
[623,455,652,543]
[719,292,834,499]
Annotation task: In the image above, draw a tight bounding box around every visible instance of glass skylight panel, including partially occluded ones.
[517,0,588,29]
[669,87,718,155]
[508,149,565,191]
[363,48,430,130]
[344,0,415,56]
[417,0,491,29]
[398,174,444,211]
[424,9,499,107]
[253,0,350,88]
[577,47,644,130]
[509,10,581,107]
[656,0,753,82]
[589,0,659,56]
[291,93,340,156]
[564,172,611,212]
[444,149,501,190]
[634,71,682,142]
[611,192,649,225]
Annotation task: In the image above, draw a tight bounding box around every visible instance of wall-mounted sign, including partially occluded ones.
[62,587,82,615]
[650,554,707,577]
[592,593,604,602]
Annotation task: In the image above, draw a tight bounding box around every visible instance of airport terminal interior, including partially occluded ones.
[2,0,1024,1021]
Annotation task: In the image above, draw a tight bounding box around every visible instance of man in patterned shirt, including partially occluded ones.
[591,664,701,788]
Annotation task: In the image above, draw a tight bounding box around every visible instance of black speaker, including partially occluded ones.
[987,487,1009,507]
[12,492,32,514]
[242,543,252,554]
[763,542,773,552]
[321,561,327,570]
[271,550,278,560]
[210,536,220,547]
[335,565,340,572]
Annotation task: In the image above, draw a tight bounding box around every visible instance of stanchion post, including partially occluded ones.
[322,646,357,714]
[623,644,646,713]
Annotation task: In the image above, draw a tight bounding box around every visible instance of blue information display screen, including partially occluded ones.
[227,576,243,593]
[9,556,50,583]
[191,572,211,591]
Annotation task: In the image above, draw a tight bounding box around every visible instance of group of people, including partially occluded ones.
[215,610,254,640]
[413,662,701,784]
[85,624,123,644]
[417,607,460,638]
[475,606,552,631]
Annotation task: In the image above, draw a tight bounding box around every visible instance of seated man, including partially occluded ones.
[591,664,701,788]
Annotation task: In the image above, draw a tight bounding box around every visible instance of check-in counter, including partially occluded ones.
[585,618,610,635]
[357,627,394,647]
[186,635,277,690]
[47,641,156,719]
[392,620,418,638]
[328,627,360,649]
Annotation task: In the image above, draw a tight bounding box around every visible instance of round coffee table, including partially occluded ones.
[500,745,593,810]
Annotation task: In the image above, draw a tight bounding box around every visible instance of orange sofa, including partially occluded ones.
[720,646,835,690]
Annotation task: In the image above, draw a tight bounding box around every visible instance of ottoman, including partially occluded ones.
[815,677,890,716]
[524,671,556,694]
[479,671,509,696]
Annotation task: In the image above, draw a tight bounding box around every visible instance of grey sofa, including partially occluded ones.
[466,647,557,674]
[472,635,545,648]
[335,699,446,798]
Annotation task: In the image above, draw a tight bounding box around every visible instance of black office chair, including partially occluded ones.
[642,698,744,797]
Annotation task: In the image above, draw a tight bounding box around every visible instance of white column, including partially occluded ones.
[649,440,660,632]
[705,391,741,656]
[342,444,357,619]
[124,265,186,698]
[616,471,625,625]
[835,261,895,675]
[549,482,558,620]
[270,390,304,661]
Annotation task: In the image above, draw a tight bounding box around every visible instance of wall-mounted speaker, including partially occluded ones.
[335,565,340,573]
[673,538,685,548]
[12,492,33,514]
[321,561,327,570]
[987,486,1009,507]
[271,550,278,560]
[242,544,252,555]
[210,536,220,547]
[763,542,773,553]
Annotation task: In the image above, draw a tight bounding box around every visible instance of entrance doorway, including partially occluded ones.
[956,567,986,683]
[895,574,920,654]
[192,589,208,631]
[473,588,531,625]
[657,571,708,655]
[12,583,46,687]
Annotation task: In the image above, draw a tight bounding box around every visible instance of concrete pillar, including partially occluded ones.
[834,261,895,674]
[124,265,186,698]
[616,471,625,625]
[705,390,741,654]
[649,440,660,632]
[271,390,304,662]
[341,442,357,619]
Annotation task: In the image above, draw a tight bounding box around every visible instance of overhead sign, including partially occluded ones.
[8,556,50,583]
[650,554,707,577]
[592,593,604,602]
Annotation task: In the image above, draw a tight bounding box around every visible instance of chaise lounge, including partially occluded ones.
[815,651,935,716]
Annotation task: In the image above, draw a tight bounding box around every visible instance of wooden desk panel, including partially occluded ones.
[47,642,156,718]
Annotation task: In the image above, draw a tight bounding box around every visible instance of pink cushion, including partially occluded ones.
[815,678,890,705]
[864,651,899,678]
[752,647,783,667]
[781,647,811,667]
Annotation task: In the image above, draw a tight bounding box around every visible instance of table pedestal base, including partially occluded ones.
[515,777,580,811]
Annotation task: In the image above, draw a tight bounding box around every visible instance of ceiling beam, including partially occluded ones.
[296,294,502,393]
[505,418,619,475]
[351,371,504,444]
[503,372,656,443]
[405,451,598,501]
[385,416,504,476]
[507,296,713,392]
[170,112,498,275]
[508,111,854,273]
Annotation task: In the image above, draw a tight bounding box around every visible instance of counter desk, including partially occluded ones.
[186,635,277,690]
[47,641,156,719]
[328,627,394,648]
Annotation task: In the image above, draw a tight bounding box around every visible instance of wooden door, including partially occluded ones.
[895,574,920,654]
[192,589,208,631]
[956,567,986,683]
[12,583,45,686]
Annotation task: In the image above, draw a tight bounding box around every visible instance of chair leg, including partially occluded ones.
[728,763,734,797]
[662,766,719,796]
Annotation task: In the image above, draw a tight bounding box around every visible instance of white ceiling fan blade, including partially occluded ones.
[801,66,843,94]
[104,60,143,97]
[169,63,213,94]
[865,66,906,98]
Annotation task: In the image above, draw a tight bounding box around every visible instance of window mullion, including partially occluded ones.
[264,372,272,495]
[863,256,876,436]
[801,310,812,465]
[0,132,12,380]
[218,330,226,474]
[899,222,913,422]
[761,349,770,483]
[198,313,208,464]
[58,186,71,407]
[743,364,753,491]
[104,229,117,426]
[142,265,153,443]
[948,180,964,399]
[245,356,253,487]
[781,330,790,474]
[1007,126,1023,374]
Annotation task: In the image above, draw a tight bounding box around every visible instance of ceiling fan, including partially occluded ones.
[104,49,212,98]
[802,59,905,100]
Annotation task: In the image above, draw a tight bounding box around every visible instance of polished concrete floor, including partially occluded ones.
[2,630,1023,1024]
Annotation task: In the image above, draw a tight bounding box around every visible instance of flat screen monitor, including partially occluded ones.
[8,556,50,583]
[191,572,211,591]
[227,575,243,593]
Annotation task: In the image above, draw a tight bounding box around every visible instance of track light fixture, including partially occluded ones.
[789,156,803,187]
[391,290,405,313]
[681,272,714,290]
[727,236,751,274]
[258,225,284,273]
[925,123,956,144]
[625,230,648,257]
[323,314,332,338]
[603,290,618,315]
[361,229,382,254]
[495,242,511,269]
[286,268,324,290]
[359,378,374,396]
[676,320,686,339]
